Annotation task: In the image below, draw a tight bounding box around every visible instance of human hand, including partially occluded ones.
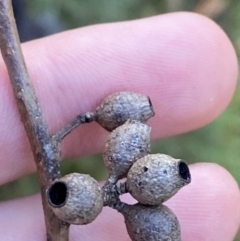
[0,12,239,241]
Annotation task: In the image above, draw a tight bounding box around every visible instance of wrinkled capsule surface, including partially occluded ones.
[123,203,182,241]
[103,120,151,183]
[47,173,103,225]
[126,154,191,205]
[95,91,155,131]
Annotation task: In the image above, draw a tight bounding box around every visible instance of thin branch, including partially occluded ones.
[53,112,96,142]
[0,1,69,240]
[108,197,129,214]
[102,180,128,206]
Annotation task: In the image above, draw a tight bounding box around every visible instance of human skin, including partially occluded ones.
[0,12,239,241]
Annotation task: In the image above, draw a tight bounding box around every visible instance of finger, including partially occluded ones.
[0,12,237,184]
[0,164,239,241]
[71,163,240,241]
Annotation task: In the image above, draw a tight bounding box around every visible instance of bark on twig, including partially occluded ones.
[0,1,69,240]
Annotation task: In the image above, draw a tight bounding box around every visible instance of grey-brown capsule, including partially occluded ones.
[126,154,191,205]
[122,203,182,241]
[95,91,155,131]
[47,173,103,225]
[103,119,151,183]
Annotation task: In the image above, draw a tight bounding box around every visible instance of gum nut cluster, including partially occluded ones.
[95,91,155,131]
[45,91,190,241]
[47,173,103,225]
[123,204,182,241]
[126,154,191,205]
[103,119,151,183]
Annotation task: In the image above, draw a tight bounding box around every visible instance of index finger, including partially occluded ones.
[0,12,237,184]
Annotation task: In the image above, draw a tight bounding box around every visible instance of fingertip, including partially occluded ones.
[147,12,238,137]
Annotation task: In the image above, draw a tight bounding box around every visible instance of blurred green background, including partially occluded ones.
[0,0,239,239]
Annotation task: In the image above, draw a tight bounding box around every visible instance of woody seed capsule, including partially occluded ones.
[126,154,191,205]
[47,173,103,225]
[103,119,151,183]
[95,91,155,131]
[122,203,182,241]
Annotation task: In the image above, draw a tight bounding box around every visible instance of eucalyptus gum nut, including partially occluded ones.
[126,154,191,205]
[103,120,151,182]
[95,91,155,131]
[47,173,103,225]
[122,203,182,241]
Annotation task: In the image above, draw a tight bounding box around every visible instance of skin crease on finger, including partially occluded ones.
[0,12,238,185]
[0,164,239,241]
